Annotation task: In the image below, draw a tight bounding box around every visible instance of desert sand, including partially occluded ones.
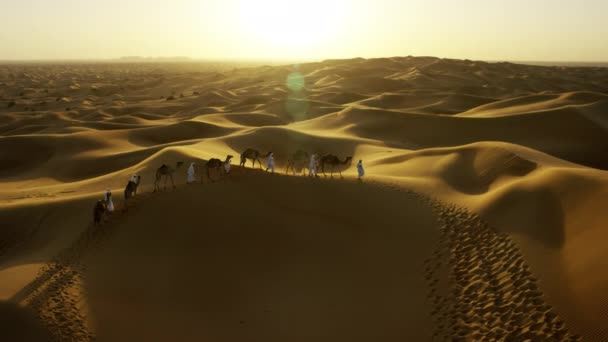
[1,57,607,341]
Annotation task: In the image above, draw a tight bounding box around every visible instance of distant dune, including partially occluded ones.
[1,57,607,341]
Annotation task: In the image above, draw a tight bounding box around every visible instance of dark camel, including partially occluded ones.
[124,175,141,201]
[285,149,309,175]
[319,155,353,179]
[240,148,269,169]
[154,164,175,192]
[205,155,233,182]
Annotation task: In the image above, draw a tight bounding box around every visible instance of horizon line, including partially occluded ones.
[0,56,607,66]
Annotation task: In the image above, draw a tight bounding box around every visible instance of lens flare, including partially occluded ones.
[285,70,309,120]
[287,71,305,92]
[285,92,310,121]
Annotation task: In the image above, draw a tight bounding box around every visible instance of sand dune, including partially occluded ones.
[460,91,608,117]
[1,57,607,341]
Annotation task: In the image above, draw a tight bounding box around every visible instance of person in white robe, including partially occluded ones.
[104,188,115,212]
[357,159,365,180]
[187,162,196,183]
[266,152,275,173]
[309,154,318,177]
[224,160,231,174]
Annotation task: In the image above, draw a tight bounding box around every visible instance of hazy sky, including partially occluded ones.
[1,0,607,61]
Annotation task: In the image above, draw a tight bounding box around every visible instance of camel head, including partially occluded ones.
[225,155,234,162]
[343,156,353,165]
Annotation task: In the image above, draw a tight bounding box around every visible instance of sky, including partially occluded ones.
[1,0,607,62]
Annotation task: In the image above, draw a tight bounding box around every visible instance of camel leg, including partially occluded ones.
[339,170,343,179]
[287,163,293,175]
[207,166,214,182]
[163,175,167,191]
[170,173,175,190]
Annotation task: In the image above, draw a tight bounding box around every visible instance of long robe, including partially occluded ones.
[357,161,365,178]
[224,162,231,174]
[267,154,275,172]
[187,163,196,183]
[309,155,317,176]
[105,190,114,212]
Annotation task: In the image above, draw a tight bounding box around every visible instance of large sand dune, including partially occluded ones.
[1,57,607,341]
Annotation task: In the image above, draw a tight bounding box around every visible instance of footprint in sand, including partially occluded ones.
[421,197,581,341]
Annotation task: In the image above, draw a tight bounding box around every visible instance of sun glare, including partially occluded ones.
[235,0,347,52]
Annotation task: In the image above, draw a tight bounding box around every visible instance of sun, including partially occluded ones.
[235,0,346,51]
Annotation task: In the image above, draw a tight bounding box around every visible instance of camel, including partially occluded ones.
[319,155,353,179]
[240,148,269,169]
[205,155,233,182]
[285,149,310,175]
[154,164,176,192]
[124,175,140,200]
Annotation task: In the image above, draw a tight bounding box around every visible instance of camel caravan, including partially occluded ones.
[93,148,365,224]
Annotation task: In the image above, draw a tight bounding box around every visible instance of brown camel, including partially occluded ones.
[205,155,233,182]
[240,148,269,169]
[122,175,141,212]
[319,155,353,179]
[124,179,137,201]
[285,149,310,175]
[154,164,176,192]
[124,175,141,197]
